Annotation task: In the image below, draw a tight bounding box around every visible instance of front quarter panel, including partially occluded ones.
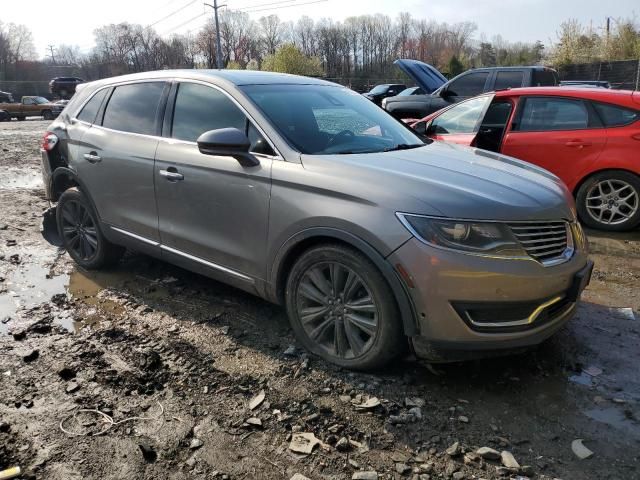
[266,157,417,281]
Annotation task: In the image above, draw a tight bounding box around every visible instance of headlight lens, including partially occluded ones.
[397,214,527,258]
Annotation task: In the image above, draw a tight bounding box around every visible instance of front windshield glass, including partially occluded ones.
[241,84,424,155]
[368,85,388,95]
[33,97,49,104]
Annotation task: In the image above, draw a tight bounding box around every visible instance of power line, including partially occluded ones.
[233,0,300,10]
[148,0,199,28]
[161,11,208,35]
[239,0,328,13]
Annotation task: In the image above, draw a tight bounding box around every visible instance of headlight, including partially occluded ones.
[397,213,527,258]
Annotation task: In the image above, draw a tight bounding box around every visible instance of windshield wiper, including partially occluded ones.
[383,143,424,152]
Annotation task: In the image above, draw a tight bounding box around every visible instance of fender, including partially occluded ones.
[268,227,419,336]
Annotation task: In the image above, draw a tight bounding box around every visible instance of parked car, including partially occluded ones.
[384,62,560,119]
[49,77,84,98]
[52,99,69,117]
[363,83,406,106]
[408,87,640,231]
[398,86,424,96]
[0,91,14,103]
[41,70,591,368]
[560,80,611,89]
[0,95,58,120]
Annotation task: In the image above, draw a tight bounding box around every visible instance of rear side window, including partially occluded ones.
[102,82,164,135]
[592,102,639,127]
[518,97,590,131]
[447,72,489,97]
[172,83,246,142]
[77,89,108,124]
[494,71,524,90]
[532,69,559,86]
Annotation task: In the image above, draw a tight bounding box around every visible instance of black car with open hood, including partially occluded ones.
[383,63,559,120]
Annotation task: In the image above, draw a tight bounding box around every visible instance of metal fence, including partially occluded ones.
[556,59,640,90]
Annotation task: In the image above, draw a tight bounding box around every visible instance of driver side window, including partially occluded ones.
[23,98,35,105]
[172,82,274,155]
[431,96,490,135]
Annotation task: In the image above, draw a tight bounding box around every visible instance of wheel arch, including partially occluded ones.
[50,168,101,221]
[269,228,419,336]
[572,168,640,197]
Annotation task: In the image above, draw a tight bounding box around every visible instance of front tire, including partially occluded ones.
[285,244,404,370]
[576,171,640,231]
[56,188,124,269]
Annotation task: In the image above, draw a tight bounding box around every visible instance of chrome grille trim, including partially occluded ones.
[508,221,573,265]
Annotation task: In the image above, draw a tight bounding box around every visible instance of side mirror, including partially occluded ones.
[413,121,427,136]
[196,128,259,167]
[440,88,454,98]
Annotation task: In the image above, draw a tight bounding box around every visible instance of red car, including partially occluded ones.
[409,87,640,231]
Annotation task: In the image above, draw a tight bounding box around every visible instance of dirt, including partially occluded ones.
[0,119,639,480]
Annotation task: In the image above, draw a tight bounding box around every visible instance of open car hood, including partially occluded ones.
[394,59,447,94]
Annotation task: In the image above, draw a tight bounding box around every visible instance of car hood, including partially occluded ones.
[394,59,447,94]
[302,142,576,222]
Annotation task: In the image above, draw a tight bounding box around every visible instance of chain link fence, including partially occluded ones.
[556,59,640,90]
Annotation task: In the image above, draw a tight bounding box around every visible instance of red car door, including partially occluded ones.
[501,96,606,190]
[425,94,494,146]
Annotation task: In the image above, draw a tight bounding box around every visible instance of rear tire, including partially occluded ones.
[56,188,124,269]
[16,116,25,121]
[576,171,640,231]
[285,244,405,370]
[42,109,53,120]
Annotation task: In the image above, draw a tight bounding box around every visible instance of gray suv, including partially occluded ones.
[41,70,593,369]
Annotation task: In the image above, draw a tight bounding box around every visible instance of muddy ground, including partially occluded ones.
[0,120,638,480]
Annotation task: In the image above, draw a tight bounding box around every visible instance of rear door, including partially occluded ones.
[492,70,525,90]
[154,81,275,282]
[76,81,167,243]
[501,96,606,186]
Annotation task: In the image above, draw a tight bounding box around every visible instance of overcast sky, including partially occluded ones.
[3,0,638,59]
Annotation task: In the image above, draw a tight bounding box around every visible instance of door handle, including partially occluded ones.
[565,140,592,148]
[83,152,101,163]
[159,169,184,181]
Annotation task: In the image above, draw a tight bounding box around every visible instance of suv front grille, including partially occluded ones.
[508,221,571,264]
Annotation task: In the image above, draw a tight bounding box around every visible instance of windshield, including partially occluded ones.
[368,85,389,95]
[33,97,49,104]
[241,84,424,155]
[399,87,421,96]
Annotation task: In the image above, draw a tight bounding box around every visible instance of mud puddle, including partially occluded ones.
[0,262,132,334]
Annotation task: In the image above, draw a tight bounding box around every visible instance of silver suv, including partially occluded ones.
[41,70,593,369]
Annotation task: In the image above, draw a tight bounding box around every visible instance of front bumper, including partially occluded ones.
[388,237,591,361]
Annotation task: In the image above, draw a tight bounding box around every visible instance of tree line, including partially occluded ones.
[1,13,639,88]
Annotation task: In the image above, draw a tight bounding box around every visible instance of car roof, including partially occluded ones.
[471,66,556,72]
[493,86,638,107]
[84,69,339,88]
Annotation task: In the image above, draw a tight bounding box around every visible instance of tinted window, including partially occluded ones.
[593,102,639,127]
[519,97,589,131]
[483,102,513,126]
[494,71,524,90]
[172,83,246,142]
[102,82,164,135]
[532,69,559,86]
[431,95,492,134]
[447,72,489,97]
[77,89,108,124]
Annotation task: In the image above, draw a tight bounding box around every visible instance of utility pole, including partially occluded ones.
[47,44,57,65]
[204,2,225,69]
